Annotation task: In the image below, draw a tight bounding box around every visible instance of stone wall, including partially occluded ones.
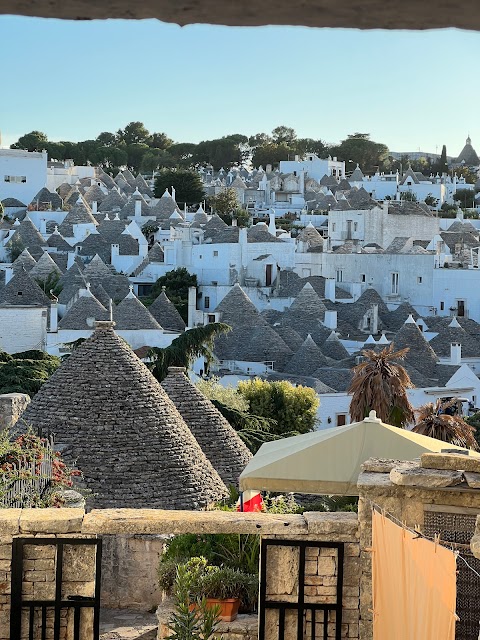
[0,393,30,430]
[264,514,360,640]
[101,534,166,610]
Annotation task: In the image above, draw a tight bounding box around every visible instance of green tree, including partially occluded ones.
[192,135,247,170]
[237,378,319,436]
[149,268,198,321]
[149,323,231,383]
[126,143,150,172]
[348,344,414,428]
[454,188,476,208]
[0,350,60,396]
[93,146,128,172]
[7,236,25,262]
[294,138,328,157]
[208,189,238,221]
[248,133,272,149]
[169,143,197,167]
[118,121,151,146]
[141,149,175,173]
[271,126,297,145]
[331,133,389,173]
[424,194,438,207]
[11,131,48,152]
[150,132,174,149]
[400,191,418,202]
[434,144,448,174]
[43,142,66,161]
[252,143,292,168]
[455,167,478,184]
[96,131,118,147]
[154,169,205,206]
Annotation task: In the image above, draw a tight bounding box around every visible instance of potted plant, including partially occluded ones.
[196,566,258,621]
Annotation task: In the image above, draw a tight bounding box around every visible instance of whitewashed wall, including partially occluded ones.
[0,150,47,204]
[0,307,48,353]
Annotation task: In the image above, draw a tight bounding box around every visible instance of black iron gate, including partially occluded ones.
[424,510,480,640]
[11,537,102,640]
[259,539,344,640]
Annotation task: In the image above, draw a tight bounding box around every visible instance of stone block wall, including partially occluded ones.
[0,508,95,640]
[0,393,30,430]
[264,514,360,640]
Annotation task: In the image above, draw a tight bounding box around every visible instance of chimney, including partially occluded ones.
[5,267,13,284]
[268,212,277,236]
[232,218,238,227]
[92,200,98,214]
[40,219,47,236]
[325,278,336,302]
[171,186,176,201]
[188,286,197,328]
[371,304,379,335]
[111,244,119,264]
[134,199,142,217]
[323,310,337,329]
[451,342,462,365]
[50,302,58,332]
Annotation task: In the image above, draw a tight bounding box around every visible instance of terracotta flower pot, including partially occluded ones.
[206,597,240,621]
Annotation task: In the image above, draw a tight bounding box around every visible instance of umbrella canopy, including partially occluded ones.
[239,411,480,496]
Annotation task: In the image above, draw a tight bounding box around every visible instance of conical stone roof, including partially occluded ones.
[83,254,114,279]
[10,218,46,249]
[148,290,186,332]
[114,290,162,330]
[428,320,480,358]
[0,268,51,306]
[83,184,107,205]
[284,335,329,376]
[29,252,62,281]
[320,332,350,361]
[58,291,110,330]
[12,249,36,274]
[393,317,438,375]
[20,322,228,508]
[286,283,327,319]
[58,201,97,237]
[98,190,126,213]
[386,301,420,331]
[161,367,252,487]
[215,283,266,329]
[30,188,62,210]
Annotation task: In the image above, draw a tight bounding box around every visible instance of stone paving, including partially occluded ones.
[100,609,157,640]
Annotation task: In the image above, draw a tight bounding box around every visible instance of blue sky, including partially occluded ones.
[1,17,479,156]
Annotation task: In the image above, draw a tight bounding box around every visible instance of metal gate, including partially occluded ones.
[11,537,102,640]
[424,510,480,640]
[259,539,344,640]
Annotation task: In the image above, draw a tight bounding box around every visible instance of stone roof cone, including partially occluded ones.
[12,248,36,274]
[149,289,186,332]
[20,322,228,509]
[393,318,439,375]
[161,367,252,487]
[284,334,330,376]
[114,287,162,330]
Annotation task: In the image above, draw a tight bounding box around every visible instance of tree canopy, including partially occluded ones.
[154,169,205,206]
[237,378,319,435]
[148,323,231,382]
[0,350,60,396]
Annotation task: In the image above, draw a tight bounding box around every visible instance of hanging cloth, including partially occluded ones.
[372,509,457,640]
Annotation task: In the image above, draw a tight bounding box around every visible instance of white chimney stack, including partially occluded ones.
[325,278,336,302]
[134,199,142,217]
[50,302,58,333]
[323,310,337,330]
[450,342,462,365]
[92,200,98,214]
[188,286,197,329]
[5,267,13,284]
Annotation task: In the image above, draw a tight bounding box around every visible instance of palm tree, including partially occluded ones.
[413,399,478,450]
[348,343,414,428]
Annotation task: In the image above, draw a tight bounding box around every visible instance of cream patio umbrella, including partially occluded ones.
[239,410,480,496]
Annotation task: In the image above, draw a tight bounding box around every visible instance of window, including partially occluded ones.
[4,175,26,183]
[207,314,216,323]
[361,274,366,283]
[204,296,210,309]
[391,272,399,295]
[336,269,343,283]
[137,284,153,297]
[213,251,218,257]
[440,301,445,311]
[212,281,218,286]
[417,276,422,284]
[354,222,358,232]
[336,414,347,427]
[331,223,336,232]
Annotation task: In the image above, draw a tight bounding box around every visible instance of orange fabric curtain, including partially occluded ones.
[372,509,457,640]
